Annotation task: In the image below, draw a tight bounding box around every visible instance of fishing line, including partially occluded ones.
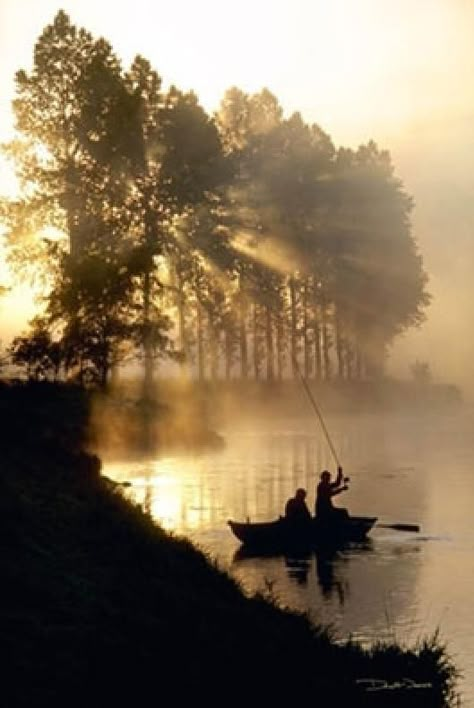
[291,353,340,468]
[291,358,421,531]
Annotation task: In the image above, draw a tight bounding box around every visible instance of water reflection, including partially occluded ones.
[314,548,344,600]
[232,547,312,586]
[285,554,310,585]
[232,541,374,605]
[103,412,474,703]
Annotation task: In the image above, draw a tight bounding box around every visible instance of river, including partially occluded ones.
[104,408,473,704]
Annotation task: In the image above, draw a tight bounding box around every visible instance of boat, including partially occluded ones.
[228,515,377,551]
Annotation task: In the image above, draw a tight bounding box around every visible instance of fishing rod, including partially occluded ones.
[291,354,420,533]
[291,353,340,468]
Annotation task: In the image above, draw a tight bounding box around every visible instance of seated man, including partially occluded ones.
[315,466,349,522]
[285,488,312,523]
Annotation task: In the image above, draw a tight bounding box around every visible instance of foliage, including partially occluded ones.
[0,11,431,388]
[10,317,63,380]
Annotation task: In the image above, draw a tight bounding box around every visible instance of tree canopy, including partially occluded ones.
[1,11,430,388]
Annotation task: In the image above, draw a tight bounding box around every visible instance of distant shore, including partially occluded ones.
[89,376,463,458]
[1,381,458,706]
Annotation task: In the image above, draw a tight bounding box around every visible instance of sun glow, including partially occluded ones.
[2,1,471,150]
[1,0,474,384]
[104,457,220,532]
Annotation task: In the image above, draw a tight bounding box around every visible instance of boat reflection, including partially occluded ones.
[285,554,311,585]
[233,540,373,602]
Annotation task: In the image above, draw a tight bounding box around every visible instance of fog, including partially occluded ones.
[1,1,474,398]
[103,406,474,701]
[388,114,474,394]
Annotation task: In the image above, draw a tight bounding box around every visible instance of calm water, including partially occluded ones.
[104,409,474,704]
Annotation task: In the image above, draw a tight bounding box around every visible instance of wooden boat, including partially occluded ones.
[228,515,377,550]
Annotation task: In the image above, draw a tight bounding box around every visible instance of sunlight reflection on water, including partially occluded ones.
[104,410,474,704]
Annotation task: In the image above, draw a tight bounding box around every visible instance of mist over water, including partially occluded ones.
[104,406,474,703]
[0,5,473,704]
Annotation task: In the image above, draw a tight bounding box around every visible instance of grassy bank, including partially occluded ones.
[1,382,457,706]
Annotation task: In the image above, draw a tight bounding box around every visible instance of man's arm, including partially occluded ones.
[330,485,348,498]
[330,466,344,489]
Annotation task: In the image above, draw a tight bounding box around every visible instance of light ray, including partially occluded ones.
[231,231,301,275]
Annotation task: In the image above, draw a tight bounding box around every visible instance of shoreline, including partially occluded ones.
[1,381,458,705]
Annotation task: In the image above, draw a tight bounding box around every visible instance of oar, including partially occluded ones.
[377,522,420,533]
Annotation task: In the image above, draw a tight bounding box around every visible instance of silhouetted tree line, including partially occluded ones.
[1,11,429,390]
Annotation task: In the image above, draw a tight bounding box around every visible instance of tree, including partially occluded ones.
[328,142,430,377]
[2,12,147,388]
[1,15,430,390]
[10,318,63,381]
[124,60,231,391]
[218,92,338,380]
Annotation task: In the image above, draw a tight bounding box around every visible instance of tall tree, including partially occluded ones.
[328,142,430,376]
[125,64,230,391]
[2,12,146,386]
[1,15,430,389]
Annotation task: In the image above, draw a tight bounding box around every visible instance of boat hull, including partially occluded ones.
[228,516,377,550]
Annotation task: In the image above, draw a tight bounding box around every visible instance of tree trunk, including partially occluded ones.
[239,273,248,380]
[313,306,322,380]
[347,344,356,380]
[142,186,156,400]
[289,276,298,378]
[209,312,218,381]
[253,303,260,380]
[99,359,109,390]
[142,267,154,397]
[225,329,232,381]
[110,360,120,388]
[176,263,189,379]
[276,315,284,381]
[354,340,364,380]
[365,330,386,379]
[265,305,274,381]
[335,310,344,379]
[196,298,205,381]
[321,305,331,381]
[303,281,310,379]
[65,158,81,258]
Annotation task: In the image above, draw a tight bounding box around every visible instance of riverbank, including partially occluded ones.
[1,382,457,706]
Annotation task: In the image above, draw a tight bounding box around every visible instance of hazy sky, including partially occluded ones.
[1,0,473,388]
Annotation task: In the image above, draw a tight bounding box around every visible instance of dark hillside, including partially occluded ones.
[0,383,456,706]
